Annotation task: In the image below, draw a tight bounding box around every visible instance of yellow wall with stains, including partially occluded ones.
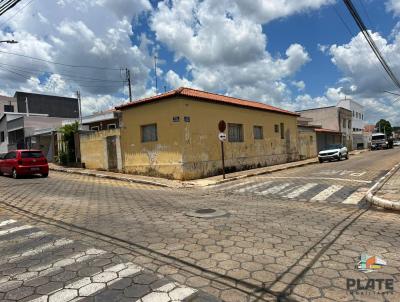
[120,96,299,180]
[80,128,121,170]
[298,128,318,160]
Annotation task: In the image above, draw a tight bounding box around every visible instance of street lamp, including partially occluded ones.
[0,40,18,44]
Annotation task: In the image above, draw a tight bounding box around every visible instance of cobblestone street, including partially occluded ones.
[0,149,399,301]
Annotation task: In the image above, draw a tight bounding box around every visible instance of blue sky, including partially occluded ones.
[1,0,400,124]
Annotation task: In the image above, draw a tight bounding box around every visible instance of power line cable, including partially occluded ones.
[0,62,127,82]
[343,0,400,91]
[356,0,374,29]
[0,0,35,28]
[0,0,22,16]
[0,49,122,70]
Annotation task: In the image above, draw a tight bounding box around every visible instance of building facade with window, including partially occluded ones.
[337,98,366,149]
[0,95,17,115]
[116,87,300,180]
[297,106,353,150]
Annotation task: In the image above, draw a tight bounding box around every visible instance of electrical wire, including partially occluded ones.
[0,0,22,16]
[343,0,400,91]
[0,0,35,28]
[0,62,127,83]
[0,50,122,70]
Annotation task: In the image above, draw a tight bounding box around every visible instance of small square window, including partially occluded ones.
[107,124,116,130]
[274,124,279,133]
[172,116,180,122]
[91,126,99,131]
[253,126,263,140]
[228,123,244,142]
[141,124,158,142]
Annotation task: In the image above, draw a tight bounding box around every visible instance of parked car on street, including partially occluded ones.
[318,144,349,163]
[0,150,49,179]
[393,140,400,147]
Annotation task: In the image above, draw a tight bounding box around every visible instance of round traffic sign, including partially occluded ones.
[218,120,226,132]
[218,132,227,142]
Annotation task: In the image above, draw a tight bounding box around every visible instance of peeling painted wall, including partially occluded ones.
[80,129,121,171]
[120,97,299,180]
[180,99,299,179]
[120,99,184,179]
[298,128,317,160]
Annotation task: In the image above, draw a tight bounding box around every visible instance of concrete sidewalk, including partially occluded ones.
[49,149,368,188]
[367,161,400,210]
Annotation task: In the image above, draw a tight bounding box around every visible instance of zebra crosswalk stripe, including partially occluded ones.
[311,185,344,202]
[139,282,197,302]
[342,188,368,204]
[255,183,291,195]
[6,238,74,263]
[0,225,34,236]
[283,183,318,198]
[213,179,256,191]
[0,219,17,227]
[235,181,272,193]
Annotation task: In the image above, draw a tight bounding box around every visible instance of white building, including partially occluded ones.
[0,95,17,114]
[337,98,366,149]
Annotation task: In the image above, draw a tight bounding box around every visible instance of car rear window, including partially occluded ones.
[21,151,44,158]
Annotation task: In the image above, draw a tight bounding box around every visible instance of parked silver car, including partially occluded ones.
[318,144,349,163]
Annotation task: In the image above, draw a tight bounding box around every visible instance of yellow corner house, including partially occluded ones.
[116,87,300,180]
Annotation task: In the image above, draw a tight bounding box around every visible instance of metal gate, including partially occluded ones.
[106,136,118,170]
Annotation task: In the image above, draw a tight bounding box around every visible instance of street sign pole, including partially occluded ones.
[221,140,225,179]
[218,120,227,180]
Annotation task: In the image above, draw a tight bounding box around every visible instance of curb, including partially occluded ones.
[200,159,319,187]
[49,167,171,188]
[366,162,400,210]
[200,149,369,187]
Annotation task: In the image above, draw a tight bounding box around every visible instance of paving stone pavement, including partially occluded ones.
[0,149,399,302]
[0,217,216,302]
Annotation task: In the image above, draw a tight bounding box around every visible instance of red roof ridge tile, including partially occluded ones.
[116,86,298,116]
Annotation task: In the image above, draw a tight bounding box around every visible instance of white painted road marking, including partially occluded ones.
[0,220,199,301]
[256,183,291,195]
[311,185,344,202]
[0,219,17,227]
[214,179,256,190]
[283,183,318,198]
[138,282,197,302]
[6,238,74,263]
[236,181,272,193]
[30,263,142,302]
[258,176,372,184]
[0,224,33,236]
[342,188,368,204]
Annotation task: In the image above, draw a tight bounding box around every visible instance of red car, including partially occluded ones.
[0,150,49,179]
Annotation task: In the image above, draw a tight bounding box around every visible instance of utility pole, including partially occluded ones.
[154,55,158,94]
[25,97,29,116]
[125,68,132,102]
[77,90,82,125]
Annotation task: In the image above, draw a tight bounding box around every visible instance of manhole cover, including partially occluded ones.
[185,208,228,218]
[195,208,216,214]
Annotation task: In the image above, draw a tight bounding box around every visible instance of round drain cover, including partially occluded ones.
[195,208,216,214]
[185,208,228,218]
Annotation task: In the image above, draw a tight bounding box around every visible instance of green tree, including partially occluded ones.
[375,119,393,137]
[59,122,79,164]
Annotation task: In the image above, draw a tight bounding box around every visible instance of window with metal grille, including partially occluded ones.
[280,123,285,139]
[141,124,158,142]
[228,123,243,142]
[253,126,263,139]
[274,124,279,133]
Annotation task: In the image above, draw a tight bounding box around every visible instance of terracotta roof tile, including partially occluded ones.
[314,128,341,134]
[116,87,299,116]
